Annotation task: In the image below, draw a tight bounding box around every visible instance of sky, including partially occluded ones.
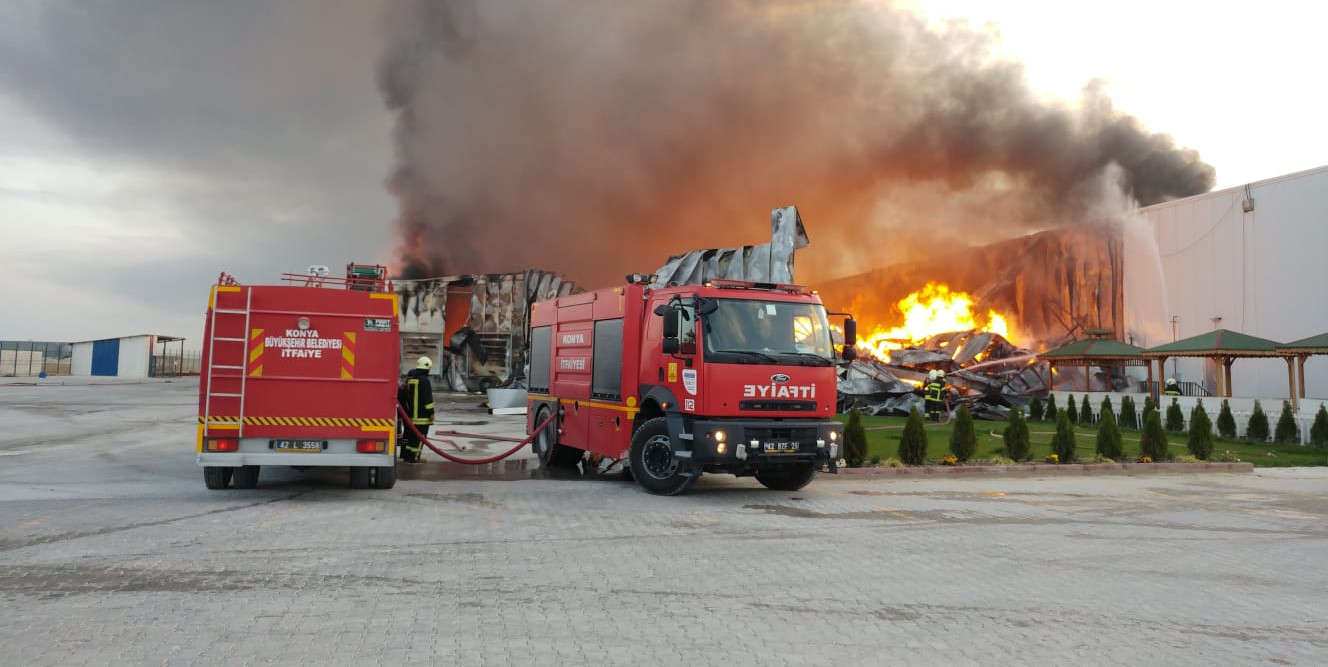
[1,0,1324,346]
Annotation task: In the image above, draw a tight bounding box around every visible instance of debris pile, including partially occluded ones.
[839,329,1048,421]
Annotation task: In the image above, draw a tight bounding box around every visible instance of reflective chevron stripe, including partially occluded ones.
[198,416,395,428]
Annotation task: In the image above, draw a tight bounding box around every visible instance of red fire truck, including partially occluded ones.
[197,264,402,490]
[527,275,858,495]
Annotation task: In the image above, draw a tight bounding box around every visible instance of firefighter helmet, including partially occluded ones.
[928,369,941,381]
[417,356,433,370]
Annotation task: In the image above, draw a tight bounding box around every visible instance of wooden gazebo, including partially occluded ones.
[1277,332,1328,400]
[1142,329,1292,403]
[1039,330,1150,392]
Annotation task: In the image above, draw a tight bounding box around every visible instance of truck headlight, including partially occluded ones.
[829,431,838,442]
[714,430,727,443]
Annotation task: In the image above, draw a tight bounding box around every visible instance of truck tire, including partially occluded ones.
[203,466,232,490]
[349,467,371,489]
[629,417,697,496]
[232,465,261,489]
[755,464,818,491]
[533,406,581,468]
[374,465,397,489]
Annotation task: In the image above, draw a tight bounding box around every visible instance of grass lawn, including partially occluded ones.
[834,413,1328,467]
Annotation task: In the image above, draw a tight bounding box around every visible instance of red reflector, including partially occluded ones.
[356,439,385,453]
[208,438,238,452]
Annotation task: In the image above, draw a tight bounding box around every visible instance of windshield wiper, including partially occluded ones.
[713,349,779,363]
[781,352,834,367]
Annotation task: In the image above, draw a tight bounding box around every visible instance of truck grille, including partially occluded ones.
[739,400,816,412]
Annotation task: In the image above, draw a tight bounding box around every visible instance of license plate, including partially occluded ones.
[271,439,325,451]
[763,441,798,453]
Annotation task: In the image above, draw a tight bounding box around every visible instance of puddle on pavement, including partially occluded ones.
[395,458,602,482]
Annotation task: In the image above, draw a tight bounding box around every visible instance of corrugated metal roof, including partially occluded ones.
[1040,338,1146,359]
[1143,329,1282,356]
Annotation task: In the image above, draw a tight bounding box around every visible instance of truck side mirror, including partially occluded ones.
[662,338,680,354]
[841,318,858,361]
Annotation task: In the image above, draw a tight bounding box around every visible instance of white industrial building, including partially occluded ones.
[1123,164,1328,399]
[71,334,185,378]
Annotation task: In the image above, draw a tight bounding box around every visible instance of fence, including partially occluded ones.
[153,351,202,377]
[0,341,72,377]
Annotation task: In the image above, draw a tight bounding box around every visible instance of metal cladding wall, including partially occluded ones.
[1126,165,1328,399]
[71,335,157,378]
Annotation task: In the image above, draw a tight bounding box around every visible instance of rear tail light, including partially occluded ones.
[356,439,385,453]
[206,437,238,452]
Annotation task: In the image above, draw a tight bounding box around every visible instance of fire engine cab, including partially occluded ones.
[527,276,858,495]
[196,264,401,490]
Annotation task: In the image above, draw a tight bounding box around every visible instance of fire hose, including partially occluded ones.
[396,404,556,465]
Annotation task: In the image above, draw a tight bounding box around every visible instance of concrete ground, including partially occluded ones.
[1,378,1325,666]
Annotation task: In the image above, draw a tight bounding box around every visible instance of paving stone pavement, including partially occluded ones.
[1,379,1325,666]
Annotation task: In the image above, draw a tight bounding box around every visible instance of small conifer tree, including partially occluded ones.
[1099,396,1113,423]
[1050,410,1077,463]
[1274,400,1300,444]
[898,406,929,466]
[1029,396,1044,422]
[1044,394,1058,422]
[1079,394,1094,426]
[949,405,977,462]
[1187,400,1214,460]
[1309,404,1328,451]
[1003,407,1031,461]
[1120,395,1138,430]
[1143,394,1157,415]
[843,408,868,468]
[1139,409,1169,461]
[1066,395,1079,424]
[1216,399,1237,439]
[1245,400,1270,442]
[1095,405,1123,460]
[1165,398,1186,433]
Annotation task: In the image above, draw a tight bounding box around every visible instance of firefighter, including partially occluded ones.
[398,356,436,463]
[1163,377,1181,396]
[924,369,948,422]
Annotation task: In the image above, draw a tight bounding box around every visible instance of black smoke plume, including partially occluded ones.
[378,0,1214,286]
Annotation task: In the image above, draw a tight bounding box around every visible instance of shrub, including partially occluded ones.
[1311,404,1328,451]
[1216,399,1237,439]
[1050,410,1077,463]
[1165,398,1186,433]
[1099,396,1113,423]
[1174,454,1200,463]
[1066,394,1079,424]
[843,408,868,468]
[1095,405,1123,461]
[881,457,905,468]
[1143,394,1157,416]
[986,455,1016,466]
[949,404,977,462]
[1029,396,1044,421]
[1044,394,1058,421]
[1090,453,1116,464]
[1245,400,1270,442]
[1003,407,1032,462]
[898,407,929,465]
[1187,399,1214,460]
[1274,401,1300,444]
[1139,409,1169,461]
[1079,394,1094,425]
[1119,395,1138,430]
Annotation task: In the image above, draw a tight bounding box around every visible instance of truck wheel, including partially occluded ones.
[374,465,397,489]
[349,467,370,489]
[629,417,697,496]
[755,465,818,491]
[232,465,260,489]
[533,406,581,468]
[203,467,232,490]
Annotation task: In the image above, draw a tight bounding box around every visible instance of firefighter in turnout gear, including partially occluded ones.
[924,370,948,422]
[1163,377,1181,396]
[398,356,436,463]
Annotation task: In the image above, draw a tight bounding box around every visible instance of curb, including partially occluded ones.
[834,461,1255,476]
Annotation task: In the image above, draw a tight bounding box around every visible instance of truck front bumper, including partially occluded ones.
[684,419,842,467]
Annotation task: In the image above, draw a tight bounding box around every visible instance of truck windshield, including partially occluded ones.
[702,298,835,366]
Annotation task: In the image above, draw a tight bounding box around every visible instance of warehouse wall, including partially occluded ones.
[117,335,155,378]
[1125,166,1328,398]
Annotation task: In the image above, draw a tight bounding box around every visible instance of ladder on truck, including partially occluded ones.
[202,272,252,439]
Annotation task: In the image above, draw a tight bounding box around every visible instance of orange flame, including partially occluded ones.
[855,282,1014,361]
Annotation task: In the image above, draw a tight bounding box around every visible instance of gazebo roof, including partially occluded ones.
[1277,332,1328,353]
[1040,338,1147,360]
[1142,329,1283,357]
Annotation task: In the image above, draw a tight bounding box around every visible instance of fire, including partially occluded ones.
[856,283,1014,360]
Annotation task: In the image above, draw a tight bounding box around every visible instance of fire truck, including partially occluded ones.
[197,264,402,490]
[527,275,858,495]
